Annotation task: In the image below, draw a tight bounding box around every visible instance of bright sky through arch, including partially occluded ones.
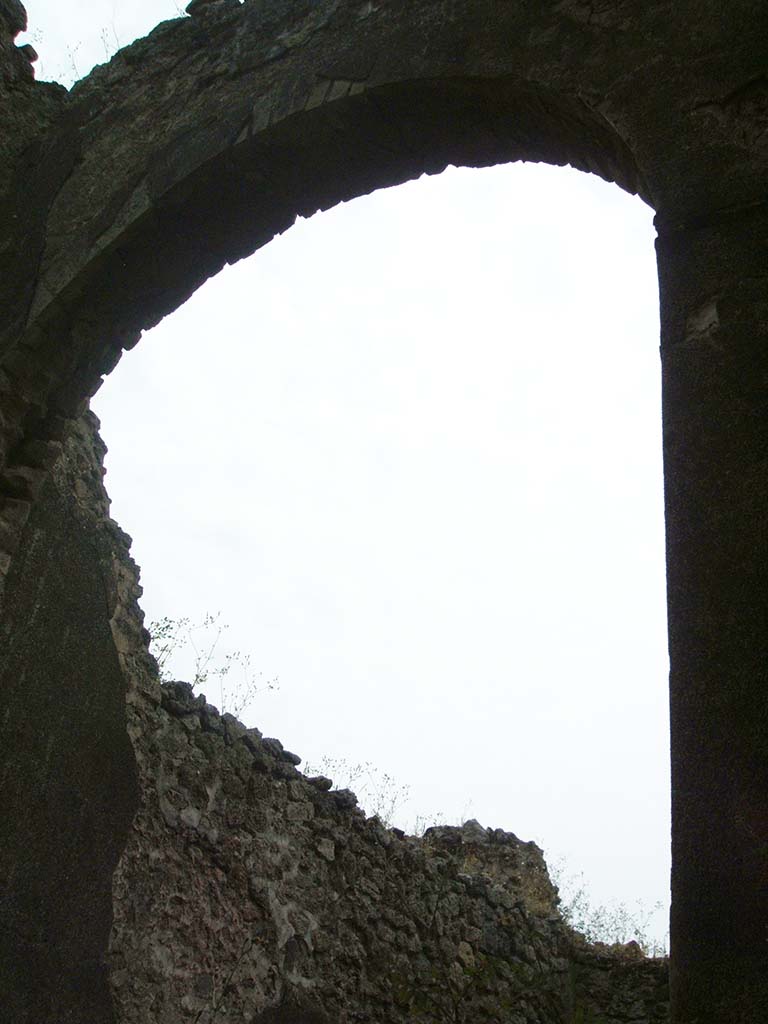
[25,0,671,946]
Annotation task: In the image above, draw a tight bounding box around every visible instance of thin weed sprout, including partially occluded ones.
[548,857,669,957]
[302,755,413,830]
[148,612,279,718]
[21,5,189,88]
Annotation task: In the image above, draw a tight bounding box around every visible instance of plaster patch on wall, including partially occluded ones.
[685,298,719,344]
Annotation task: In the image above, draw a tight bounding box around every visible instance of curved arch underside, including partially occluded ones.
[1,2,768,1023]
[1,0,764,435]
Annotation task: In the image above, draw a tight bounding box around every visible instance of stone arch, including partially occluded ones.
[1,2,767,1022]
[1,7,658,465]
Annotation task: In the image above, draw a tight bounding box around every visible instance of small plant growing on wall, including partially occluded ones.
[550,860,669,957]
[148,612,278,717]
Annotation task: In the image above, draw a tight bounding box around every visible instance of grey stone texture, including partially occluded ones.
[2,412,671,1023]
[0,415,140,1022]
[115,664,670,1023]
[0,1,766,1021]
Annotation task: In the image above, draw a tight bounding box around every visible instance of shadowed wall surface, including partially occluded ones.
[4,413,672,1024]
[0,418,139,1022]
[0,1,767,1020]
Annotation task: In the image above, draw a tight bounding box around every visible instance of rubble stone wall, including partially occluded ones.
[113,671,671,1024]
[0,415,139,1023]
[82,414,673,1024]
[2,2,767,1020]
[0,404,672,1024]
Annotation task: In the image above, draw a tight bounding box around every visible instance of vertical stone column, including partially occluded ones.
[0,415,139,1024]
[658,202,768,1023]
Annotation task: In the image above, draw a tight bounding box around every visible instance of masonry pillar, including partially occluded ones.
[0,419,139,1024]
[658,202,768,1023]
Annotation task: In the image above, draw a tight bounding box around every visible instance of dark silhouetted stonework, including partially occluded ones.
[0,416,139,1023]
[0,2,766,1021]
[113,666,670,1024]
[1,412,670,1023]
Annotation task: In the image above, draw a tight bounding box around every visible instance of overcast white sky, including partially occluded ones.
[24,1,671,943]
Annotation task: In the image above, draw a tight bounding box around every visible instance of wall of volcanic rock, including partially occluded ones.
[0,414,139,1023]
[3,2,768,1019]
[113,668,671,1024]
[0,410,667,1023]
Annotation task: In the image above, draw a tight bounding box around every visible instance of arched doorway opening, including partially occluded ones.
[4,2,767,1018]
[92,159,669,947]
